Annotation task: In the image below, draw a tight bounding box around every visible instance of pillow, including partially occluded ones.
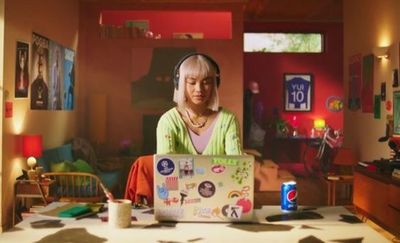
[50,161,75,172]
[72,159,94,173]
[57,143,74,162]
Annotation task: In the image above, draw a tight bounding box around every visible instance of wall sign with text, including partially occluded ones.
[284,73,313,112]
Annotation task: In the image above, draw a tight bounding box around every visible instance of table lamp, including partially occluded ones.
[22,134,43,179]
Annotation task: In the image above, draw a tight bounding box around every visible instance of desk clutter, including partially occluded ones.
[2,203,390,243]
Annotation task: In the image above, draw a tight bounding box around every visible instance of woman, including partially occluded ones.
[125,53,243,205]
[157,53,243,155]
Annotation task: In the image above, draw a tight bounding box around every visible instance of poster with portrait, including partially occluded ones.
[63,48,75,110]
[31,32,49,110]
[48,41,64,110]
[15,41,30,98]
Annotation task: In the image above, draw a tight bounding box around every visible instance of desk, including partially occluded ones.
[1,203,389,242]
[13,179,55,225]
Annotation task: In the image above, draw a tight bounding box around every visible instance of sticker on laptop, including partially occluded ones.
[222,204,243,219]
[156,183,169,200]
[231,161,251,184]
[236,198,252,214]
[211,164,226,173]
[165,176,178,191]
[198,181,216,198]
[157,158,175,176]
[178,158,194,178]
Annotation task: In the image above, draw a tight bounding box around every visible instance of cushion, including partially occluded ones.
[72,159,94,173]
[57,143,74,162]
[38,143,74,172]
[51,161,75,172]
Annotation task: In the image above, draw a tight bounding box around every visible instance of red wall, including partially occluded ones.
[101,10,232,39]
[244,22,343,158]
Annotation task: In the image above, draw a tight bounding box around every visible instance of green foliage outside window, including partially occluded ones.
[244,33,323,53]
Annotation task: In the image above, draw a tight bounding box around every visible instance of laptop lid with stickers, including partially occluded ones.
[153,154,254,222]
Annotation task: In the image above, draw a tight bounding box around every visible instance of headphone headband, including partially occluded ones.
[173,53,220,89]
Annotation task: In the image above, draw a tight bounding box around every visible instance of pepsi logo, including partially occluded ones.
[286,190,297,202]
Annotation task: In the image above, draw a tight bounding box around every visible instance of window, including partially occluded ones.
[244,33,323,53]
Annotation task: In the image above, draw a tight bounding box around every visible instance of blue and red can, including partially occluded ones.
[281,181,298,211]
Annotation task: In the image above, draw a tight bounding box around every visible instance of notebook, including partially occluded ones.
[153,154,254,222]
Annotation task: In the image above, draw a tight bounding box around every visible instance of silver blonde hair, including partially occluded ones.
[173,54,220,111]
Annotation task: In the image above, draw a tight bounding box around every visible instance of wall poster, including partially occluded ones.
[15,41,29,98]
[348,54,362,111]
[283,73,313,112]
[31,32,49,110]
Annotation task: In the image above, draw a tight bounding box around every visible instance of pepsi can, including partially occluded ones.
[281,181,297,211]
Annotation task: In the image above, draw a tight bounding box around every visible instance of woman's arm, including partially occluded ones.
[225,114,243,155]
[156,115,176,154]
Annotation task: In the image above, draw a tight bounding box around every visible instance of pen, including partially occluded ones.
[99,182,115,202]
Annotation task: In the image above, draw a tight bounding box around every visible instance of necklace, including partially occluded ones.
[185,109,208,128]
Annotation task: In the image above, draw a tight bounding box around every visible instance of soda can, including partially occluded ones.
[281,181,297,211]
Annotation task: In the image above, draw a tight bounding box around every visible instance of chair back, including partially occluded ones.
[43,172,106,202]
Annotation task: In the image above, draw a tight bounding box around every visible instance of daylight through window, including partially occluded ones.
[244,33,323,53]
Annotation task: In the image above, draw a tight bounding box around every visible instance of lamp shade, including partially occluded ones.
[314,119,326,129]
[22,134,43,158]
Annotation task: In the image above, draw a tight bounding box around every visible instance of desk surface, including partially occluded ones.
[1,203,389,243]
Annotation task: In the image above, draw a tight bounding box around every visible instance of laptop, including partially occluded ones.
[153,154,254,222]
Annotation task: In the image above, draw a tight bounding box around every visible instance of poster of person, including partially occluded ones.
[63,48,75,110]
[48,41,63,110]
[15,41,29,98]
[31,33,49,110]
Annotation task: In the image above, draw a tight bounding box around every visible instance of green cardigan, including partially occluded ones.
[156,107,243,155]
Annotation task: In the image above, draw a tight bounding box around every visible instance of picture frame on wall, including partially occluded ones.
[393,91,400,135]
[284,73,313,112]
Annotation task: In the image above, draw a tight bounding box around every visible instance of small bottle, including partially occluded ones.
[310,128,315,138]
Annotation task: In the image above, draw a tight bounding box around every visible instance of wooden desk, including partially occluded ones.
[13,179,55,225]
[2,203,390,242]
[354,166,400,236]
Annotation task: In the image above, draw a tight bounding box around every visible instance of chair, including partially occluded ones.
[124,155,154,206]
[323,147,358,206]
[43,172,106,202]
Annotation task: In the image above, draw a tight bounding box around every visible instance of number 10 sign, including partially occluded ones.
[284,73,313,112]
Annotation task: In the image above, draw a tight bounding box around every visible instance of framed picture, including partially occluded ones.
[393,91,400,134]
[284,73,313,112]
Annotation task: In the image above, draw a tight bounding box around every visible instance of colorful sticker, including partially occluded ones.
[157,158,175,176]
[228,186,250,198]
[179,190,188,206]
[195,167,205,175]
[156,183,169,200]
[184,198,201,204]
[236,198,252,214]
[231,161,251,184]
[165,176,178,191]
[198,181,216,198]
[193,207,212,218]
[212,157,239,166]
[211,207,224,219]
[211,164,226,173]
[227,205,243,219]
[185,182,197,190]
[179,158,194,178]
[326,96,344,112]
[163,197,179,206]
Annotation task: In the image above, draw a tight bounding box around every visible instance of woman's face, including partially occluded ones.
[184,75,214,106]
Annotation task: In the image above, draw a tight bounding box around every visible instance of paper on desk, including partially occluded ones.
[38,203,103,219]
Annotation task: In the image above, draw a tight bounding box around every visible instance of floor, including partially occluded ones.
[254,162,398,242]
